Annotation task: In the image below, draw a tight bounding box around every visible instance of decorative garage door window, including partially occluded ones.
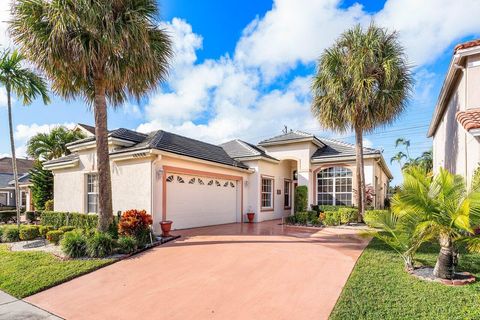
[317,167,352,206]
[166,175,235,188]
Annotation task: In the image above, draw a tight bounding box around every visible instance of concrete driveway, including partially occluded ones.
[26,221,369,320]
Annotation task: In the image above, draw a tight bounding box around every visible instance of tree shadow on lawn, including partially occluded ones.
[366,239,480,275]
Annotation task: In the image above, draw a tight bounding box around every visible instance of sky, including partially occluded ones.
[0,0,479,185]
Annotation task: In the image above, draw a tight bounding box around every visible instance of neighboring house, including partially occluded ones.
[428,39,480,186]
[0,157,34,211]
[45,124,392,232]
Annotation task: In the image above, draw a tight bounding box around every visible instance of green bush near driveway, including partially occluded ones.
[117,236,137,254]
[322,211,341,226]
[46,230,64,245]
[330,239,480,320]
[19,225,40,241]
[87,232,115,258]
[338,207,358,224]
[61,231,87,258]
[0,244,112,298]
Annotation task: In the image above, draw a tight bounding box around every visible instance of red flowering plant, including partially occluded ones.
[118,209,153,245]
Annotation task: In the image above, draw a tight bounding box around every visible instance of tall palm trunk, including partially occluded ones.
[355,125,366,221]
[433,233,455,279]
[93,78,113,232]
[6,84,21,228]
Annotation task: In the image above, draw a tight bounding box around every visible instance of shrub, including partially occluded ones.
[338,208,358,224]
[59,226,76,233]
[318,205,348,212]
[26,211,38,223]
[46,230,64,245]
[117,236,137,254]
[19,225,40,241]
[319,212,326,221]
[0,226,3,241]
[44,199,54,211]
[40,211,99,229]
[323,211,341,226]
[285,215,297,224]
[86,232,115,258]
[118,209,153,240]
[364,210,390,228]
[61,231,87,258]
[39,225,54,238]
[294,186,308,212]
[2,226,20,242]
[0,211,17,224]
[285,211,320,226]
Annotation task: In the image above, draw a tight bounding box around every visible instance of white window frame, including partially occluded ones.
[86,173,99,213]
[317,167,353,206]
[261,176,274,211]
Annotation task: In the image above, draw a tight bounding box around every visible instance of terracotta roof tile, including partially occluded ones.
[456,108,480,131]
[454,39,480,53]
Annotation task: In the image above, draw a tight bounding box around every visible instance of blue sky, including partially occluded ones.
[0,0,479,185]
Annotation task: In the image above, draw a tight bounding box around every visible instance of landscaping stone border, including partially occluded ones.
[410,266,476,286]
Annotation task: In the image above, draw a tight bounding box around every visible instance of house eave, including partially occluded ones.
[469,128,480,136]
[43,159,79,170]
[67,137,136,152]
[259,137,325,148]
[428,45,480,138]
[234,156,279,164]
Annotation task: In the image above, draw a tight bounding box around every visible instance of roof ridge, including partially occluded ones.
[292,130,313,137]
[236,139,261,156]
[320,136,379,152]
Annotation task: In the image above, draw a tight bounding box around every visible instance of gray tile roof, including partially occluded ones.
[0,173,13,188]
[220,140,279,161]
[67,128,147,147]
[111,130,250,170]
[312,137,380,159]
[259,130,314,144]
[76,123,96,135]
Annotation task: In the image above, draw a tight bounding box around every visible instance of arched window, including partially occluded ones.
[317,167,352,206]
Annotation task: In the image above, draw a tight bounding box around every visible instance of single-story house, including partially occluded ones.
[45,124,392,232]
[428,39,480,186]
[0,157,34,211]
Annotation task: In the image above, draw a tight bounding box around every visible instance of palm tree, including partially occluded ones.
[394,138,411,159]
[390,151,407,166]
[10,0,173,231]
[27,126,85,161]
[412,150,433,173]
[393,166,480,279]
[312,23,413,218]
[0,49,49,227]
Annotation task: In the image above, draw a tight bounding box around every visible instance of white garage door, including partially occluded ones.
[166,174,238,230]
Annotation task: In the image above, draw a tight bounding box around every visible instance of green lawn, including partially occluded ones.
[330,239,480,320]
[0,244,113,298]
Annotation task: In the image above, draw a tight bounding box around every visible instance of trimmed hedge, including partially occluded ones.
[294,186,308,213]
[117,236,137,254]
[39,225,54,238]
[323,211,341,226]
[41,211,98,229]
[286,211,321,226]
[46,230,64,245]
[59,226,76,233]
[19,226,40,241]
[338,208,358,224]
[2,226,20,242]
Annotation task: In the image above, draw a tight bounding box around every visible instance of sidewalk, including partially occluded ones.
[0,290,61,320]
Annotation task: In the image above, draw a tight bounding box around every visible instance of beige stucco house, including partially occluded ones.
[44,124,392,232]
[428,40,480,186]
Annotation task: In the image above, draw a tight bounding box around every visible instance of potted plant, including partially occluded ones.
[160,220,173,237]
[246,212,255,223]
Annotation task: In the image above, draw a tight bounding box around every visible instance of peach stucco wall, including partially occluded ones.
[433,53,480,187]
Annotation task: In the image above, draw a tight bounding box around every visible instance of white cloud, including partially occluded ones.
[0,1,12,50]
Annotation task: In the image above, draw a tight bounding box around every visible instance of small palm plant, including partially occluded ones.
[369,166,480,279]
